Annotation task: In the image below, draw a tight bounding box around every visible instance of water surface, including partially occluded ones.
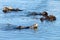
[0,0,60,40]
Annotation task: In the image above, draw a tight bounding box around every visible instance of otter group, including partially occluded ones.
[40,11,56,22]
[27,11,56,22]
[2,7,56,30]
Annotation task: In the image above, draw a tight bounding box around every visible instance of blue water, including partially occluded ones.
[0,0,60,40]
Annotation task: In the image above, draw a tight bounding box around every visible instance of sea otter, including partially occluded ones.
[3,7,23,13]
[15,23,38,30]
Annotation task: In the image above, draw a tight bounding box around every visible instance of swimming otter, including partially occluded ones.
[3,7,23,13]
[15,23,38,30]
[40,15,56,22]
[27,11,48,16]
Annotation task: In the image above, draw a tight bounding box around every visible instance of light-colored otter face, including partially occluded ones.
[34,24,38,27]
[33,24,38,30]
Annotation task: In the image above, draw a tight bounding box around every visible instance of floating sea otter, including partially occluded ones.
[27,11,48,16]
[15,23,38,30]
[40,11,56,22]
[3,7,23,13]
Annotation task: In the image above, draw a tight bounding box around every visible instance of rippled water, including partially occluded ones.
[0,0,60,40]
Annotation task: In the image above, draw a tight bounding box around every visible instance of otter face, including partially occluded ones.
[34,24,38,27]
[42,11,48,16]
[33,24,38,30]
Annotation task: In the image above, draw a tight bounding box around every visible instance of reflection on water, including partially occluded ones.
[0,0,60,40]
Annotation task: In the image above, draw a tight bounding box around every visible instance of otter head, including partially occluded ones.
[49,15,56,21]
[33,23,38,30]
[41,11,48,17]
